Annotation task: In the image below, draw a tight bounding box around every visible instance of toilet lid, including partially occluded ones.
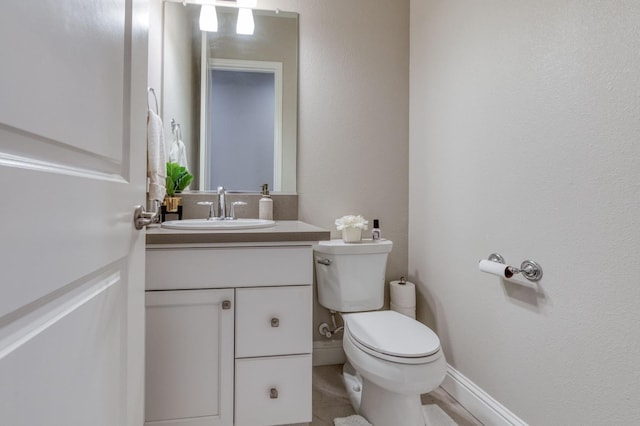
[344,311,441,358]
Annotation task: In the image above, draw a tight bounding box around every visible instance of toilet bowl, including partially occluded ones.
[342,311,446,426]
[313,239,447,425]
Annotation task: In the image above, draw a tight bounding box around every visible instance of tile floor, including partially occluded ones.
[304,365,483,426]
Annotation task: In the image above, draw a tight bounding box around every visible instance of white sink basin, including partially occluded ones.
[161,218,276,230]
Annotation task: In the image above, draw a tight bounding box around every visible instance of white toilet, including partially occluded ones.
[314,239,446,426]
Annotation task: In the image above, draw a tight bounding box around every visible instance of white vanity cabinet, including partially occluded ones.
[145,243,314,426]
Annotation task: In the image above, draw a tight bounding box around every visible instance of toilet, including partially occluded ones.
[314,239,446,426]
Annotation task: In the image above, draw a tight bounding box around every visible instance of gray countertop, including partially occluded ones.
[146,220,330,245]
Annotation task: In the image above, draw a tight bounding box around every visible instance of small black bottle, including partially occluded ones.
[371,219,381,240]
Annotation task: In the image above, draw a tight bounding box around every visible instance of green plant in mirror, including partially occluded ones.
[166,162,193,196]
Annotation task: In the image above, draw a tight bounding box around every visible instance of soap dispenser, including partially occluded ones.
[259,183,273,220]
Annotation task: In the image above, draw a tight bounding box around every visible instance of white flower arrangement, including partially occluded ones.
[335,215,369,231]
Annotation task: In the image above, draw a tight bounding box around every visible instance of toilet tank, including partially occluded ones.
[313,239,393,312]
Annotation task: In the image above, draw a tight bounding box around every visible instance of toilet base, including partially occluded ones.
[342,363,426,426]
[342,362,363,412]
[360,377,425,426]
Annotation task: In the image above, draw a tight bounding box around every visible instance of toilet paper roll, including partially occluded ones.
[390,302,416,319]
[478,259,514,279]
[390,279,416,309]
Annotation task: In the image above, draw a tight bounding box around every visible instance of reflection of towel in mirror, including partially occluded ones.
[168,136,189,190]
[168,137,189,169]
[147,109,166,202]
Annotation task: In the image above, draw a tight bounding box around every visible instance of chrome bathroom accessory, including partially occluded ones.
[481,252,543,282]
[230,201,247,220]
[133,202,161,230]
[170,118,182,141]
[318,310,343,339]
[147,87,159,113]
[197,201,216,220]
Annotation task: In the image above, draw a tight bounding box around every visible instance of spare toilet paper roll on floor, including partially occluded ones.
[389,280,416,319]
[390,279,416,307]
[390,302,416,319]
[390,279,416,319]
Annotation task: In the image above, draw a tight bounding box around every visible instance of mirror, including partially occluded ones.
[162,2,298,193]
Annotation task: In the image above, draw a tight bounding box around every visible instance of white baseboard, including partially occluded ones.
[441,364,528,426]
[312,339,345,366]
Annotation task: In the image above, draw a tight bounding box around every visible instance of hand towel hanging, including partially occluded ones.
[147,109,167,202]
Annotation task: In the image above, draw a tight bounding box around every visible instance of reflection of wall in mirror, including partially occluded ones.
[162,4,200,187]
[205,9,297,192]
[153,3,298,192]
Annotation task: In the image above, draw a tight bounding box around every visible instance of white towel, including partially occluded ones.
[333,415,372,426]
[168,137,189,170]
[147,109,166,202]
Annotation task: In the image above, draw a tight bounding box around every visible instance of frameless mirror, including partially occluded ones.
[162,2,298,193]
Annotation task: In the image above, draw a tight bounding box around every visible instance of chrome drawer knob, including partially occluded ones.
[271,317,280,327]
[222,300,231,310]
[270,387,278,399]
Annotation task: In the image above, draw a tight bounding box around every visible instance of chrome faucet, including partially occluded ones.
[230,201,247,220]
[197,201,216,220]
[217,186,227,219]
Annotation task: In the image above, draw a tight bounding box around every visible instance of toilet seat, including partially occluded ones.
[343,311,441,365]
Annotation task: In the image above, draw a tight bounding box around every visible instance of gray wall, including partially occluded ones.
[260,0,410,342]
[161,3,199,174]
[409,0,640,424]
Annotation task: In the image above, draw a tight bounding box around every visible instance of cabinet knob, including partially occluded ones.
[269,387,278,399]
[270,317,280,327]
[222,300,231,310]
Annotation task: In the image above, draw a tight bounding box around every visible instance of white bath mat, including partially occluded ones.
[333,414,372,426]
[423,403,457,426]
[333,406,455,426]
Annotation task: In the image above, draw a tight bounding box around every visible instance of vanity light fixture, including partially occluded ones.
[199,4,218,32]
[236,7,254,35]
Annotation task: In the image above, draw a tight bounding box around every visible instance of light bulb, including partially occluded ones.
[236,8,254,35]
[199,5,218,32]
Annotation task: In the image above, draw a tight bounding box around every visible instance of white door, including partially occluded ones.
[0,1,147,425]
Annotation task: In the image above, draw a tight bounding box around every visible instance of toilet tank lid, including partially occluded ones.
[344,311,440,358]
[313,239,393,255]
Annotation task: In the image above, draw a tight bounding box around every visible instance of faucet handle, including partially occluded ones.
[230,201,247,220]
[197,201,216,220]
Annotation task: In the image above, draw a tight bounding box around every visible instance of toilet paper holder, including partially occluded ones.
[486,253,543,282]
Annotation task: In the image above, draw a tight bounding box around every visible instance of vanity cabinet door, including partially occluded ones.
[145,289,234,426]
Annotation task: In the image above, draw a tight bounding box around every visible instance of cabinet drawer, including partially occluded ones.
[235,355,312,426]
[236,286,312,357]
[146,246,312,290]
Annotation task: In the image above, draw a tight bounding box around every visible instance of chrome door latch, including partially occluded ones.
[133,204,160,230]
